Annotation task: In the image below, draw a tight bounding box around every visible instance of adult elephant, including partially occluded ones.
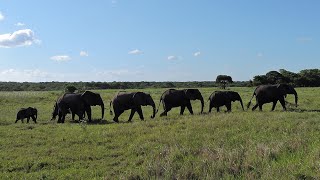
[56,91,104,123]
[208,91,244,112]
[157,89,204,116]
[247,84,298,111]
[110,92,156,123]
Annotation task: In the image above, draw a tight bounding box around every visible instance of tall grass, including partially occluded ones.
[0,87,319,179]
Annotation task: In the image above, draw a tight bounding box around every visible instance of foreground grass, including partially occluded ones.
[0,87,320,179]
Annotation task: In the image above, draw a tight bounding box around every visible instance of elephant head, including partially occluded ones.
[30,107,38,120]
[81,91,105,119]
[277,84,298,107]
[184,89,204,113]
[133,92,156,118]
[26,107,37,121]
[227,91,244,110]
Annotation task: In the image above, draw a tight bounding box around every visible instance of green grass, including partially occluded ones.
[1,87,320,179]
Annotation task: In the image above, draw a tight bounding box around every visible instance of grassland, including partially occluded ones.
[0,87,320,179]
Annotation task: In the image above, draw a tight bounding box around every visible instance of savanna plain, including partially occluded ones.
[1,87,320,179]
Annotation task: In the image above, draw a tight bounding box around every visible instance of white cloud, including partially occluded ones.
[111,0,118,6]
[297,37,312,42]
[0,29,39,48]
[50,55,71,62]
[0,68,146,82]
[167,55,179,60]
[257,53,263,57]
[0,69,57,82]
[128,49,143,55]
[0,12,4,21]
[96,69,143,81]
[194,51,201,57]
[80,51,89,57]
[15,22,25,26]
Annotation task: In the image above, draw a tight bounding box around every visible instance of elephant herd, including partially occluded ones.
[15,84,298,124]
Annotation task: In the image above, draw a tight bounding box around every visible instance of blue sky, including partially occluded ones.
[0,0,319,82]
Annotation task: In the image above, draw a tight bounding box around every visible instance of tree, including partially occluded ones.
[298,69,320,87]
[252,75,268,86]
[279,69,299,85]
[216,75,233,89]
[65,85,77,93]
[265,71,285,84]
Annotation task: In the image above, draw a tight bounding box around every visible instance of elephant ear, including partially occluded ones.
[26,107,33,116]
[133,92,147,106]
[184,89,196,100]
[277,84,287,96]
[228,92,239,101]
[225,92,234,101]
[81,91,100,105]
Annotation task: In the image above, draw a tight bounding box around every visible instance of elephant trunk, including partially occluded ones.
[239,97,244,111]
[200,97,204,114]
[293,91,298,108]
[100,103,105,120]
[151,103,156,119]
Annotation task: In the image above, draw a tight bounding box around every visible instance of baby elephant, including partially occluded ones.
[208,91,244,112]
[15,107,38,123]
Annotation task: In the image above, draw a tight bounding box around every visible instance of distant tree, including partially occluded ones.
[65,85,77,93]
[279,69,299,85]
[252,75,268,86]
[298,69,320,87]
[216,75,233,89]
[265,71,285,84]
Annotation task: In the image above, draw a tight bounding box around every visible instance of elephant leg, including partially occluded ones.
[226,102,232,112]
[113,110,124,123]
[216,107,220,112]
[31,115,37,123]
[15,119,19,123]
[258,104,263,111]
[252,104,258,111]
[279,98,286,111]
[180,106,186,115]
[136,106,144,121]
[128,109,136,122]
[186,103,194,115]
[27,117,30,123]
[271,101,277,111]
[21,118,24,123]
[209,104,213,113]
[57,111,62,123]
[72,112,75,121]
[160,111,168,117]
[160,104,171,117]
[86,106,92,122]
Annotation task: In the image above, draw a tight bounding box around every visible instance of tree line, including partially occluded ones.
[0,81,249,91]
[0,68,319,91]
[252,69,320,87]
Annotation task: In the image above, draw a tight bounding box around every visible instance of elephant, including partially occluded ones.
[247,84,298,111]
[56,91,104,123]
[157,89,204,116]
[208,91,244,112]
[15,107,38,123]
[110,91,156,123]
[51,101,85,121]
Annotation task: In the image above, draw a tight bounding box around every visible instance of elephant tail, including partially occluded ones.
[246,92,256,110]
[109,101,113,116]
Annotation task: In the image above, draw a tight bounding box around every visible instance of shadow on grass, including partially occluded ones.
[287,108,320,113]
[77,119,135,125]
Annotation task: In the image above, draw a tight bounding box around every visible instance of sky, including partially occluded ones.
[0,0,319,82]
